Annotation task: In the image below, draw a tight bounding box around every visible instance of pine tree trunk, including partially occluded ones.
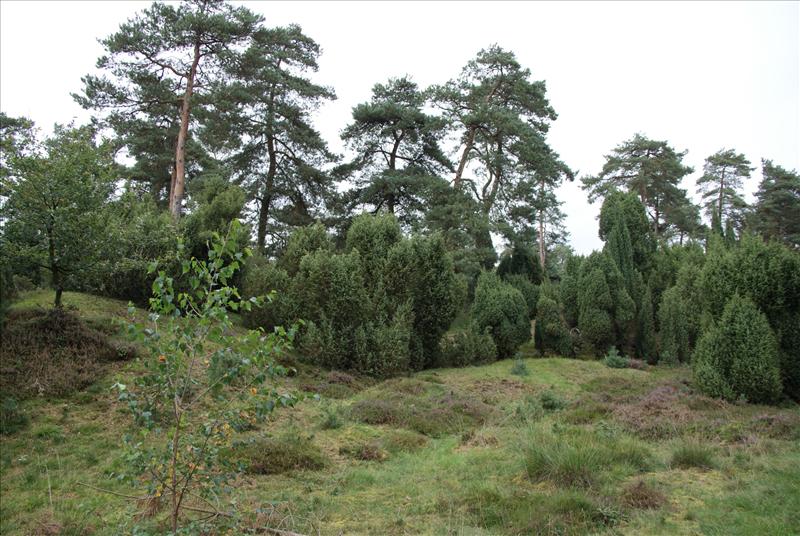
[453,126,477,188]
[538,212,546,270]
[257,134,278,251]
[718,170,725,225]
[453,80,501,189]
[256,195,272,252]
[169,40,202,220]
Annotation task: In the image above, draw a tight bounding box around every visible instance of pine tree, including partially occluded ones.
[752,160,800,249]
[339,77,452,226]
[433,46,570,236]
[207,24,338,253]
[696,149,753,231]
[582,134,694,237]
[75,0,262,218]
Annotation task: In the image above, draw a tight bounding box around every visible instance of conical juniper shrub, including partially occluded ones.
[692,294,782,404]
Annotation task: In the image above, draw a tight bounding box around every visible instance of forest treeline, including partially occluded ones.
[1,0,799,405]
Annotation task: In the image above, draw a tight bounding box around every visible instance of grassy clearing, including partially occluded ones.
[1,291,799,535]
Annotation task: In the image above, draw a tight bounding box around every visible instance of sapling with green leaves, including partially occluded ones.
[113,221,298,533]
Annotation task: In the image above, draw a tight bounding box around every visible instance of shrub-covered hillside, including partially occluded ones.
[1,1,799,533]
[1,292,799,535]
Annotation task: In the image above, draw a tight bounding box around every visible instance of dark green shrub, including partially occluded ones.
[471,272,530,359]
[292,249,369,358]
[504,274,539,319]
[0,396,28,435]
[637,284,657,363]
[277,222,333,277]
[658,262,705,364]
[540,390,567,410]
[598,190,655,273]
[534,294,571,355]
[603,347,629,369]
[699,235,800,399]
[94,198,178,305]
[240,255,293,331]
[352,305,413,378]
[182,177,247,260]
[438,323,498,368]
[384,234,460,369]
[693,294,782,404]
[301,317,350,370]
[577,253,635,355]
[496,242,543,284]
[510,358,530,377]
[560,255,583,327]
[658,286,688,365]
[345,213,402,291]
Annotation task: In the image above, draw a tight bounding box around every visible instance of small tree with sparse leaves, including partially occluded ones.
[114,221,298,533]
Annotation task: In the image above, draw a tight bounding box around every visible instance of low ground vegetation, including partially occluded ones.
[1,292,798,535]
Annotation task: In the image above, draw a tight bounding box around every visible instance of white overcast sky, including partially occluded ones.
[1,1,798,253]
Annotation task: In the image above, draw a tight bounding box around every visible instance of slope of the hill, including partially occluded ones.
[1,291,798,535]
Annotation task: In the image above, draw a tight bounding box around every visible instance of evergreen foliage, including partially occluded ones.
[240,255,293,331]
[534,293,571,356]
[504,274,540,319]
[497,243,544,284]
[636,284,657,363]
[74,0,263,215]
[384,234,460,369]
[657,286,688,365]
[471,272,530,359]
[339,77,452,225]
[699,234,800,399]
[696,149,753,230]
[433,45,570,237]
[752,160,800,249]
[208,24,338,252]
[693,295,782,404]
[277,222,334,277]
[345,213,403,291]
[438,324,498,367]
[576,253,635,354]
[598,190,655,273]
[582,134,695,237]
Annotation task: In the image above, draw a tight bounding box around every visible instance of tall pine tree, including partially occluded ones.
[752,160,800,249]
[582,134,694,237]
[75,0,262,218]
[339,77,452,226]
[205,24,338,253]
[696,148,753,231]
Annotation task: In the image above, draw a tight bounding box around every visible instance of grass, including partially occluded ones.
[670,441,717,470]
[239,432,329,475]
[1,291,799,535]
